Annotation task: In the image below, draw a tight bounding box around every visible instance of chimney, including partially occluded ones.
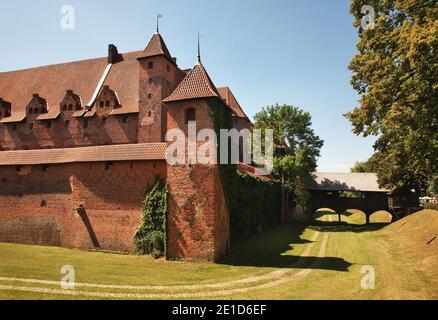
[108,44,123,64]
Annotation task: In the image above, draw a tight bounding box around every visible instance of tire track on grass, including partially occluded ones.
[0,217,331,298]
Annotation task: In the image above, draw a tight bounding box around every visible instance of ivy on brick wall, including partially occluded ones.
[207,98,283,244]
[224,168,282,243]
[133,179,168,258]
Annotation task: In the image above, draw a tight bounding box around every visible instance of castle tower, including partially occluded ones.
[163,59,230,262]
[137,32,184,143]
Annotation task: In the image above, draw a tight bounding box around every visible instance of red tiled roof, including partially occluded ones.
[0,50,142,123]
[163,63,220,102]
[0,143,167,166]
[217,87,249,119]
[237,162,275,181]
[137,33,174,63]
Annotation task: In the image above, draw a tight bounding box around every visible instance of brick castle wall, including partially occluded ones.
[0,161,166,252]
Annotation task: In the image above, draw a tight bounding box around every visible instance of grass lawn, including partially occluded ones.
[0,210,437,300]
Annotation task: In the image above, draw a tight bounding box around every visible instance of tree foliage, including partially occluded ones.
[347,0,438,191]
[254,104,323,203]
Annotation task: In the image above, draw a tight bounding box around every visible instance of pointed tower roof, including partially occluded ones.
[137,33,175,64]
[163,63,220,102]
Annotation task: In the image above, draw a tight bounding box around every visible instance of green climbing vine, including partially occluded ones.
[133,179,168,258]
[207,98,283,244]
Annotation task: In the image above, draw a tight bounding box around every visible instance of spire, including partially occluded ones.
[156,13,163,34]
[197,33,202,64]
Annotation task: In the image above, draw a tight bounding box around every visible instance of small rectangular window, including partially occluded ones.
[148,61,154,69]
[63,105,68,111]
[46,121,51,129]
[99,101,104,108]
[105,161,114,170]
[123,116,128,124]
[12,124,17,131]
[83,119,88,128]
[64,120,70,128]
[41,164,49,172]
[68,104,73,111]
[29,108,33,114]
[29,123,34,130]
[105,101,110,108]
[148,93,152,99]
[34,108,39,114]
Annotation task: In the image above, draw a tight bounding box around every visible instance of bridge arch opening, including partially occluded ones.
[369,210,393,224]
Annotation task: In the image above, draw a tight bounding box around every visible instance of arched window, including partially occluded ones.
[186,108,196,124]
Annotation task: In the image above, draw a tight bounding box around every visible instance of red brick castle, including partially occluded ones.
[0,30,252,261]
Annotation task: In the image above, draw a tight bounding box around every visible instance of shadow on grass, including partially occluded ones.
[221,223,352,272]
[312,210,390,233]
[310,221,389,233]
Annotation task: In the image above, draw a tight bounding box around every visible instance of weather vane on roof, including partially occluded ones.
[156,13,163,34]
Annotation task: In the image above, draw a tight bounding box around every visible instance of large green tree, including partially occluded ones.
[347,0,437,192]
[254,104,323,204]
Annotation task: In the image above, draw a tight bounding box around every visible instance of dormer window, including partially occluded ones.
[61,90,82,114]
[95,86,120,114]
[0,98,12,118]
[29,94,48,114]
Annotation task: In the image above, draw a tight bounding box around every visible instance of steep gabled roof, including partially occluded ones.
[0,50,141,123]
[217,87,249,119]
[163,63,220,102]
[137,33,174,63]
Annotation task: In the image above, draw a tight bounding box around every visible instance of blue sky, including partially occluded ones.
[0,0,376,172]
